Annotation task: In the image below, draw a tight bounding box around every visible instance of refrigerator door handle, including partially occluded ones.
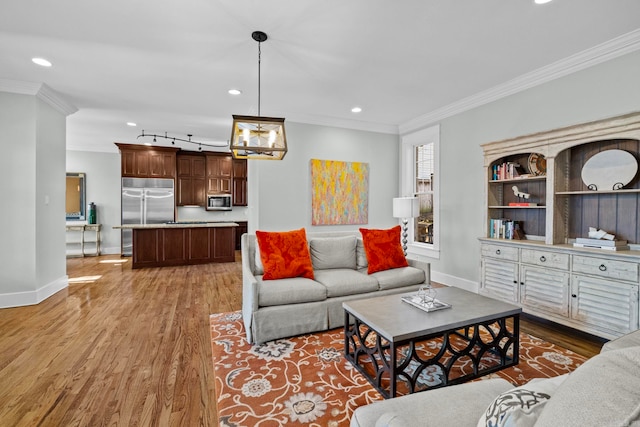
[141,193,146,224]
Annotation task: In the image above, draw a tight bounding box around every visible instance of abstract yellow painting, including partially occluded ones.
[310,159,369,225]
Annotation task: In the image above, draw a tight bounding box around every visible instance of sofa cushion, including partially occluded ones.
[350,378,513,427]
[254,243,264,275]
[477,374,568,427]
[535,346,640,427]
[313,269,379,298]
[309,236,357,270]
[256,228,315,280]
[370,266,426,291]
[356,238,368,270]
[374,413,409,427]
[359,226,408,274]
[257,276,327,307]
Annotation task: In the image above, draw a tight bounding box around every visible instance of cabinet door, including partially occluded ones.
[121,151,136,176]
[150,152,174,177]
[233,158,247,178]
[212,227,235,262]
[480,257,519,303]
[177,156,193,176]
[570,274,639,337]
[188,228,212,261]
[206,155,232,194]
[218,156,232,177]
[233,178,247,206]
[520,265,569,317]
[161,228,187,262]
[134,151,150,176]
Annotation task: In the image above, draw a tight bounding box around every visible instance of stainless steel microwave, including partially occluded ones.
[206,194,232,211]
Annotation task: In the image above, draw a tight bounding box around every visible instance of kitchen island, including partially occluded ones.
[114,222,238,269]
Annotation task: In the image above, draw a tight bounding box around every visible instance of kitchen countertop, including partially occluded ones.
[113,222,239,229]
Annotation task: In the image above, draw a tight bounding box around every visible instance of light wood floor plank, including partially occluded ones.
[0,253,604,426]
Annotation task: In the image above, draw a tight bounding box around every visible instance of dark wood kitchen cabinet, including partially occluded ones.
[232,158,248,206]
[115,143,178,178]
[176,153,206,206]
[234,221,248,250]
[131,226,236,269]
[206,153,232,194]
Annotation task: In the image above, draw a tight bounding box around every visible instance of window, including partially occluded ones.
[400,124,440,258]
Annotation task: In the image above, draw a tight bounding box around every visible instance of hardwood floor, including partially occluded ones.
[0,254,606,426]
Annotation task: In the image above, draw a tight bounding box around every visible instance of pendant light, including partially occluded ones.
[230,31,288,160]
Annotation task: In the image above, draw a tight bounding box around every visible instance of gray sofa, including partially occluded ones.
[241,231,431,344]
[350,329,640,427]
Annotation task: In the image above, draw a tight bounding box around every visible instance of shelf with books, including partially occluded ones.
[489,175,546,184]
[489,205,545,209]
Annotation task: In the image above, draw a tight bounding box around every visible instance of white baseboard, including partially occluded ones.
[0,275,69,308]
[431,270,479,293]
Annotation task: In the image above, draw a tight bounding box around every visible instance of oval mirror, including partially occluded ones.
[581,149,638,191]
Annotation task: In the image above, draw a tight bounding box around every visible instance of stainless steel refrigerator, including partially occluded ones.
[121,177,175,256]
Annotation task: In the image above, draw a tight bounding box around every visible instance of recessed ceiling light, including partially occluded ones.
[534,0,552,4]
[126,122,137,127]
[228,89,242,95]
[32,57,52,67]
[351,107,362,113]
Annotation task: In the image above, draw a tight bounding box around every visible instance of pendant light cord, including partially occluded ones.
[257,40,261,117]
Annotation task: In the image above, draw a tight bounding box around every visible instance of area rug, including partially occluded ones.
[210,312,587,427]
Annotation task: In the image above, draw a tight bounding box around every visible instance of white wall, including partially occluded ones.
[250,122,399,232]
[66,150,121,254]
[0,91,68,307]
[427,49,640,287]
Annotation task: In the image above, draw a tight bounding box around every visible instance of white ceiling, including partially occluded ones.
[1,0,640,153]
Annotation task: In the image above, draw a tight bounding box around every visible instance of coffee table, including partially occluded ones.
[343,286,522,399]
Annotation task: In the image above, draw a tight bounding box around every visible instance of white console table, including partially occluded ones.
[66,224,101,257]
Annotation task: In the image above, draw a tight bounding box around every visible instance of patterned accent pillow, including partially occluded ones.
[359,225,408,274]
[477,374,568,427]
[256,228,314,280]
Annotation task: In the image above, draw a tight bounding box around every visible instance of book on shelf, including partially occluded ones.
[492,162,523,180]
[572,243,630,251]
[508,202,538,207]
[401,294,452,313]
[575,238,628,247]
[489,219,523,240]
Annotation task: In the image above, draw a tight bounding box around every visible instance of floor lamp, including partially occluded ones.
[393,197,420,256]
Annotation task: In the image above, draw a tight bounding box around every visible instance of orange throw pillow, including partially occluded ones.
[359,225,408,274]
[256,228,315,280]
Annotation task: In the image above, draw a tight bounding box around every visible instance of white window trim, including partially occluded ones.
[400,124,440,259]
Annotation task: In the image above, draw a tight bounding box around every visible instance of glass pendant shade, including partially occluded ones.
[230,115,288,160]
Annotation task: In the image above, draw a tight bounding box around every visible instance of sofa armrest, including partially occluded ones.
[407,258,431,285]
[600,329,640,353]
[241,234,259,344]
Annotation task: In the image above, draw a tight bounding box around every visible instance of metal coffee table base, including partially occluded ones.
[344,311,519,399]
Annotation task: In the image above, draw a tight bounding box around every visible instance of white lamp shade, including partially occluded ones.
[393,197,419,219]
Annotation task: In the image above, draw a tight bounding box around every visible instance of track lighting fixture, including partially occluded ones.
[137,130,228,150]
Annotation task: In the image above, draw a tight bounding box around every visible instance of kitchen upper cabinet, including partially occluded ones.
[115,143,178,178]
[232,158,248,206]
[206,154,232,194]
[177,153,206,206]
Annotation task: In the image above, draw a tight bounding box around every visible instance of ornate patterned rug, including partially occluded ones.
[210,312,587,427]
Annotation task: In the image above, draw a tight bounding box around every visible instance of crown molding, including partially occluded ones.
[286,111,399,135]
[0,79,77,116]
[399,29,640,136]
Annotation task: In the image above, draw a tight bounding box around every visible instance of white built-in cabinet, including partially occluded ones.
[479,112,640,339]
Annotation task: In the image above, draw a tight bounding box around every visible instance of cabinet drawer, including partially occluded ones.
[481,244,518,262]
[521,248,569,270]
[572,255,639,283]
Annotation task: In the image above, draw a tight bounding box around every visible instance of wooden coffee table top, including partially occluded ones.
[342,286,522,342]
